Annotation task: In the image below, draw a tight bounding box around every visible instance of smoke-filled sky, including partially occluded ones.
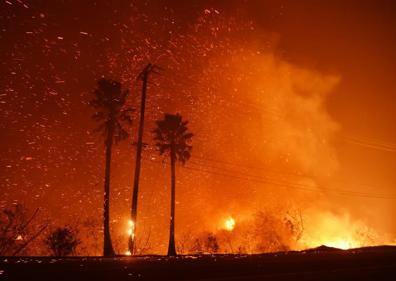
[1,0,396,254]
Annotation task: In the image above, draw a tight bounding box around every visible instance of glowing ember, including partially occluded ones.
[224,217,236,231]
[125,250,132,256]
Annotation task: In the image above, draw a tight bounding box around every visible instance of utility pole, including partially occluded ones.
[129,63,159,254]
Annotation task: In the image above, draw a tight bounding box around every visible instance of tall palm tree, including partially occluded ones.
[90,78,132,257]
[153,113,193,256]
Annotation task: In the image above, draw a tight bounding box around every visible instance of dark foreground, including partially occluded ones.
[1,246,396,281]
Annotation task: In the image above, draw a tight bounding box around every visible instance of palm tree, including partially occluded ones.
[153,113,193,256]
[90,78,132,257]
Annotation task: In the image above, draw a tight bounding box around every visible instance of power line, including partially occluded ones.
[145,145,392,198]
[141,156,396,200]
[186,157,396,199]
[344,135,396,153]
[190,155,390,193]
[139,71,396,199]
[164,73,396,154]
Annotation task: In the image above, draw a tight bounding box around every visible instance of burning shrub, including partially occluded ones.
[45,226,80,256]
[180,209,305,254]
[190,238,203,254]
[204,233,219,253]
[253,210,304,253]
[188,232,220,254]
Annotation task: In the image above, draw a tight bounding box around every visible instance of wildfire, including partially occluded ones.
[299,212,377,251]
[224,217,236,231]
[125,250,132,256]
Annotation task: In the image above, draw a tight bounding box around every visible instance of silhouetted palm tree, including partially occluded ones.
[153,113,193,256]
[91,78,132,257]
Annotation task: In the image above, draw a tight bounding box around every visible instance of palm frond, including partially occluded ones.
[90,78,133,145]
[153,113,193,164]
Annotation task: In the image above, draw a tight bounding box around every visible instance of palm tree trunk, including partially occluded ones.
[103,130,115,257]
[167,147,177,256]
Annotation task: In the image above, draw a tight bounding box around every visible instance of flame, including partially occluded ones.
[305,236,360,250]
[323,239,353,250]
[127,219,135,237]
[224,217,236,231]
[125,219,135,254]
[300,211,377,250]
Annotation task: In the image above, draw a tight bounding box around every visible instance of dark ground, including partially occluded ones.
[1,246,396,280]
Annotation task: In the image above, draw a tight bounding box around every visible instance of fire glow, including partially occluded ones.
[299,211,378,251]
[127,220,135,238]
[224,217,236,231]
[210,210,379,253]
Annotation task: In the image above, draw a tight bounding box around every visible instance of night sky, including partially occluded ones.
[1,0,396,254]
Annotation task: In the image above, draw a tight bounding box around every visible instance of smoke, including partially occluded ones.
[104,8,354,254]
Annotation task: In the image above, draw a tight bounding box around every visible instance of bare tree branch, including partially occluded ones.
[12,224,48,256]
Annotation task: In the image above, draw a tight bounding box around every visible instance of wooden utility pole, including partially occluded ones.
[129,63,158,254]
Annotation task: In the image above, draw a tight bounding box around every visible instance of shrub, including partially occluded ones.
[45,227,80,256]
